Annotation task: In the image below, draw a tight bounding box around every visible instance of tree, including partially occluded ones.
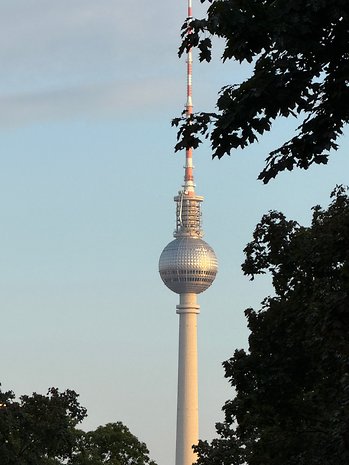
[0,387,157,465]
[194,186,349,465]
[173,0,349,183]
[69,423,156,465]
[0,386,87,465]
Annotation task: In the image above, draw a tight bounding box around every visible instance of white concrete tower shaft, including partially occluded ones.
[176,293,199,465]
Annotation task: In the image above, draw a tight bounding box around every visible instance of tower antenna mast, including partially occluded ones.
[184,0,194,194]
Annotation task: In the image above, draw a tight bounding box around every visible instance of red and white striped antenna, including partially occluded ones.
[184,0,195,194]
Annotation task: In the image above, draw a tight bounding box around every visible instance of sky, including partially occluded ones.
[1,1,349,464]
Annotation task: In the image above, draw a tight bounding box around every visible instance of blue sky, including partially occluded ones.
[1,1,349,464]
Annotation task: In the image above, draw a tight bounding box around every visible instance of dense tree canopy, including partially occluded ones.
[0,387,87,465]
[69,423,156,465]
[173,0,349,182]
[194,186,349,465]
[0,386,156,465]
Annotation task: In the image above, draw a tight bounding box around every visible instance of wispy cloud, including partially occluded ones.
[0,76,183,127]
[0,0,186,125]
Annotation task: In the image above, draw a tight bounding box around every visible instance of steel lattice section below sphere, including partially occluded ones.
[159,237,218,294]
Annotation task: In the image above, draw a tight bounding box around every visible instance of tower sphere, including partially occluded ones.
[159,237,218,294]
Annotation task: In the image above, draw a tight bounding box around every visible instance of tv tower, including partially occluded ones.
[159,1,218,464]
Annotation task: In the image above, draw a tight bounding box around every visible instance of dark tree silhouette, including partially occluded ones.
[194,187,349,465]
[173,0,349,182]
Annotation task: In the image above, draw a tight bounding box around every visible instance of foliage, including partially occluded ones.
[0,387,156,465]
[194,186,349,464]
[69,423,157,465]
[0,387,87,465]
[173,0,349,182]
